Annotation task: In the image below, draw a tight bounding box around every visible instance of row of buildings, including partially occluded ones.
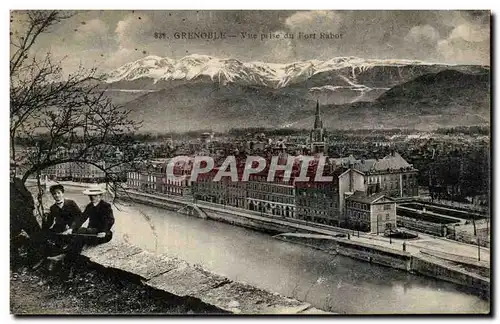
[125,102,418,234]
[126,151,417,234]
[37,146,127,183]
[41,161,108,182]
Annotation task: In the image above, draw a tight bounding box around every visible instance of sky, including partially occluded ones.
[10,10,491,75]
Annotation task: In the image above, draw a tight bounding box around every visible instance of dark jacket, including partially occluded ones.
[79,200,115,233]
[46,199,83,233]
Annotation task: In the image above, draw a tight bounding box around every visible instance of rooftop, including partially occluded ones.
[353,152,413,173]
[346,190,394,204]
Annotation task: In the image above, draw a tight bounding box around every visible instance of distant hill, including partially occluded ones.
[100,55,490,132]
[120,83,313,132]
[376,69,490,108]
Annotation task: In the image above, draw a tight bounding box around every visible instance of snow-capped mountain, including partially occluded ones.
[106,54,279,87]
[104,54,488,105]
[105,54,462,89]
[101,54,490,132]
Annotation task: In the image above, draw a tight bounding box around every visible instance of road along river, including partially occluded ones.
[62,187,489,314]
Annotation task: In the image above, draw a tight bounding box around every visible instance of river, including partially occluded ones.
[63,188,489,314]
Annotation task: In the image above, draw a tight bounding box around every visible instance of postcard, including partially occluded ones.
[10,10,490,315]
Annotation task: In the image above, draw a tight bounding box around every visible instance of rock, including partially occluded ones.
[228,300,240,308]
[146,266,227,297]
[112,251,179,280]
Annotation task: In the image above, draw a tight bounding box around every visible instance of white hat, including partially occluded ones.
[82,185,106,196]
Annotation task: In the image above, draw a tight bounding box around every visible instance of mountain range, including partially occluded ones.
[102,54,490,133]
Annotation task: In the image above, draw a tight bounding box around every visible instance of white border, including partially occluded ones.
[2,2,496,324]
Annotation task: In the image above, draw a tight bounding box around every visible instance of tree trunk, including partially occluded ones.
[35,169,47,228]
[10,133,16,162]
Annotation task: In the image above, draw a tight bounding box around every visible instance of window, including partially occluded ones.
[384,204,391,210]
[386,214,390,220]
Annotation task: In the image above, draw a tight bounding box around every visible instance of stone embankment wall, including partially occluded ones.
[275,235,412,271]
[121,191,186,212]
[275,234,490,298]
[79,241,332,314]
[411,254,490,298]
[122,190,490,298]
[121,191,311,235]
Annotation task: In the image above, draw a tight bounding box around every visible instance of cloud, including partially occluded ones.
[397,25,442,61]
[404,25,440,45]
[437,37,489,65]
[285,10,343,34]
[448,24,489,42]
[14,10,490,75]
[437,10,490,28]
[115,13,154,48]
[74,19,109,41]
[103,14,156,68]
[103,47,145,69]
[258,30,295,63]
[436,21,490,64]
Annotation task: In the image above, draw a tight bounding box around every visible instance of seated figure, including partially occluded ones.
[47,185,115,270]
[45,184,83,234]
[74,186,115,243]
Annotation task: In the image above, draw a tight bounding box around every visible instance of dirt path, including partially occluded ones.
[11,270,84,314]
[10,264,209,315]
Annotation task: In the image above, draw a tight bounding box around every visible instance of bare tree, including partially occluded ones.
[10,10,148,219]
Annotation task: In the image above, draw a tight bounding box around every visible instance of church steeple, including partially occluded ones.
[314,100,322,129]
[310,100,327,155]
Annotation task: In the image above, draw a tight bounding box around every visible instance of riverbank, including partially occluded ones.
[23,181,331,314]
[77,241,331,314]
[24,181,489,313]
[120,189,490,299]
[274,233,490,299]
[11,244,329,315]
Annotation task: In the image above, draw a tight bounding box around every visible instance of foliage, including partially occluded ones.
[435,126,490,136]
[10,11,146,187]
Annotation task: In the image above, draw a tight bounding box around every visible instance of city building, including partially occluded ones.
[200,132,214,144]
[352,152,419,198]
[41,160,107,182]
[330,155,357,169]
[246,169,296,218]
[126,171,158,192]
[338,168,367,218]
[71,161,106,182]
[295,181,339,225]
[127,157,193,198]
[309,101,328,155]
[344,191,397,233]
[192,169,232,205]
[294,158,343,225]
[122,129,420,233]
[246,140,267,153]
